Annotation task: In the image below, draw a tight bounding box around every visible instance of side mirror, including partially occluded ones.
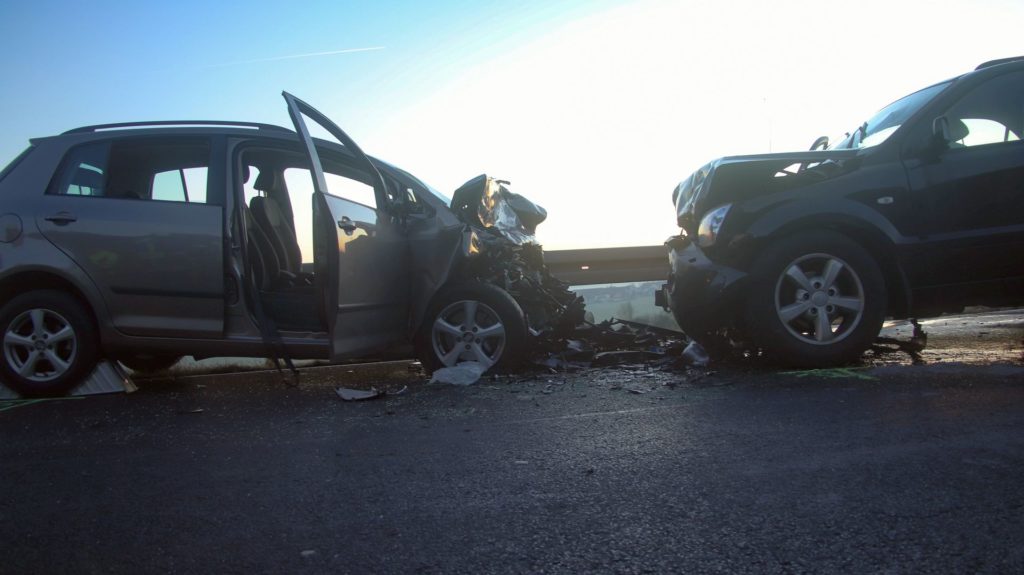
[809,136,829,151]
[920,116,953,160]
[932,116,951,143]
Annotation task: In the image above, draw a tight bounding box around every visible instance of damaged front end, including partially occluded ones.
[449,175,585,341]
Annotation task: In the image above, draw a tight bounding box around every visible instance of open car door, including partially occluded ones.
[283,92,409,359]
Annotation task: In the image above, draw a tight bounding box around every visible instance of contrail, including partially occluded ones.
[198,46,385,69]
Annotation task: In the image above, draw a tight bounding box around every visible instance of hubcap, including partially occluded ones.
[773,254,865,345]
[3,308,77,382]
[431,300,506,368]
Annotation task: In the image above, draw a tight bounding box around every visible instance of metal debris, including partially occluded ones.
[531,317,709,372]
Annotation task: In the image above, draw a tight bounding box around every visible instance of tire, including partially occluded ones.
[744,230,886,367]
[118,354,183,374]
[415,282,528,372]
[0,290,99,397]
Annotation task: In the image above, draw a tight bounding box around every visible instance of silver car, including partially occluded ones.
[0,93,581,397]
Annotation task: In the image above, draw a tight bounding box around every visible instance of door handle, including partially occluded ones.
[337,217,357,234]
[44,212,77,225]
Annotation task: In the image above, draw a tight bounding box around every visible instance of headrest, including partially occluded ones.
[254,169,279,192]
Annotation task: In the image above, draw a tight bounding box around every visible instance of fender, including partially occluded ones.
[740,198,914,317]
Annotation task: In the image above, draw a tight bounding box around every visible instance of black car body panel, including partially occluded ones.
[661,57,1024,359]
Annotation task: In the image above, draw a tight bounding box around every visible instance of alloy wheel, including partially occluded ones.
[773,253,865,345]
[431,299,507,368]
[3,308,78,382]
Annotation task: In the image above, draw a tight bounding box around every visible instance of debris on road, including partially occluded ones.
[531,318,709,373]
[0,397,85,413]
[681,341,710,367]
[874,319,928,363]
[780,367,879,381]
[429,361,489,385]
[335,387,384,401]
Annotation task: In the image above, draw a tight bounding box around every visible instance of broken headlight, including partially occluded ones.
[697,203,731,247]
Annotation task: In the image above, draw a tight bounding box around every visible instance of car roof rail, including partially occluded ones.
[975,56,1024,70]
[62,120,293,135]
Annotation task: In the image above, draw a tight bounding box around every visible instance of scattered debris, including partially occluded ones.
[335,387,383,401]
[529,318,709,373]
[681,341,710,367]
[874,319,928,364]
[0,397,85,413]
[429,362,489,385]
[780,367,879,381]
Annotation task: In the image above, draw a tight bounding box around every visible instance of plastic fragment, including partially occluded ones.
[429,362,489,385]
[335,387,383,401]
[682,341,710,367]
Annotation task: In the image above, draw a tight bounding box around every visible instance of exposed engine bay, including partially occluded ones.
[448,175,586,343]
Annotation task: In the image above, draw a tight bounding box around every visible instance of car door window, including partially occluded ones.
[152,167,209,203]
[944,71,1024,148]
[324,171,376,208]
[279,164,377,264]
[50,138,215,204]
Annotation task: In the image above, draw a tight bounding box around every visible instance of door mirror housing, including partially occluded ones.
[932,116,952,143]
[921,116,953,159]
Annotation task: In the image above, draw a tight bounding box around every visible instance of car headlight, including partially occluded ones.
[697,204,731,247]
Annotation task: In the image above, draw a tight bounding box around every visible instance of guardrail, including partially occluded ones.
[544,245,669,286]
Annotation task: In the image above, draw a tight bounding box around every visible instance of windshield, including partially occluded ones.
[830,80,952,150]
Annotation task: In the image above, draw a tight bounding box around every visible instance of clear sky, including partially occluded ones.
[2,0,1021,249]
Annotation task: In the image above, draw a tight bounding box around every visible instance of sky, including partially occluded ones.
[2,0,1021,249]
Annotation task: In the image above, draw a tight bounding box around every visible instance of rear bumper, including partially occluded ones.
[655,236,747,334]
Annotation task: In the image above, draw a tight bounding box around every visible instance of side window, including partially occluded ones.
[50,142,110,197]
[957,118,1021,147]
[279,166,378,263]
[324,172,376,208]
[152,167,209,203]
[51,138,213,203]
[944,71,1024,148]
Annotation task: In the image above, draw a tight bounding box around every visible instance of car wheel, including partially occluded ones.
[416,282,528,372]
[745,230,886,367]
[0,290,99,397]
[118,354,183,374]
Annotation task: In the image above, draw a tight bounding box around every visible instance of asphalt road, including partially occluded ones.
[2,311,1022,574]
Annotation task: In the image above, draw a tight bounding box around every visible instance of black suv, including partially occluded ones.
[657,57,1024,366]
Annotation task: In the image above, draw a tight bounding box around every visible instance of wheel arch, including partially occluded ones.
[745,210,912,319]
[0,271,103,338]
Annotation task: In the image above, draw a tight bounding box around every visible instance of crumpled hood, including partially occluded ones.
[440,174,584,340]
[674,149,860,231]
[450,174,548,246]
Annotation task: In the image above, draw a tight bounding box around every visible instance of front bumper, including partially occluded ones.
[654,235,747,335]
